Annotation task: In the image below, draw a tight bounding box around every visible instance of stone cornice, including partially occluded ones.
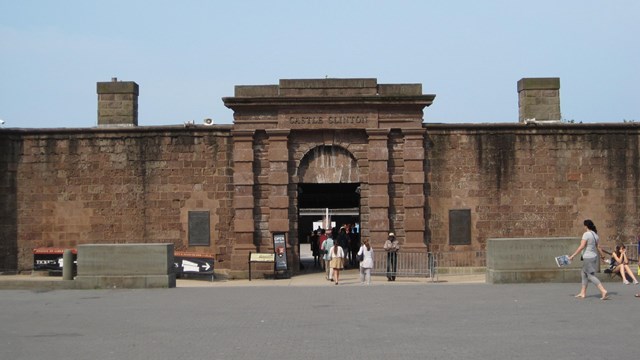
[223,95,435,110]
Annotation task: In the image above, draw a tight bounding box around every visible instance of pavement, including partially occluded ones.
[2,272,639,360]
[0,243,482,290]
[2,246,638,359]
[0,266,484,290]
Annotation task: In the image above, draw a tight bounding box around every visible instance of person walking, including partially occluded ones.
[357,238,374,285]
[568,219,609,300]
[384,232,400,281]
[328,241,345,285]
[321,231,334,281]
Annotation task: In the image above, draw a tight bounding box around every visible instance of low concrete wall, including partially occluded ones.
[487,237,585,284]
[75,243,176,289]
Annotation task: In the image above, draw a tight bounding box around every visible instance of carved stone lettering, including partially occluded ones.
[279,112,374,129]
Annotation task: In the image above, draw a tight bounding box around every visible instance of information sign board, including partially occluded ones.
[273,233,288,271]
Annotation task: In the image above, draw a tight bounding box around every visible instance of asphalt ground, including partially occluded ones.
[2,244,637,360]
[1,272,638,360]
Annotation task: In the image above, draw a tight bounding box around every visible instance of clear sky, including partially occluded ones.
[1,1,638,128]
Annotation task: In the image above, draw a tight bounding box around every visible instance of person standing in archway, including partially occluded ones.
[358,238,374,285]
[349,225,360,267]
[329,239,345,285]
[384,232,400,281]
[337,226,350,268]
[320,229,333,281]
[310,230,320,268]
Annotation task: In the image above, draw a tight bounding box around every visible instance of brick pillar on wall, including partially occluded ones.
[366,129,391,245]
[266,129,290,235]
[266,130,292,266]
[231,130,256,271]
[402,128,427,250]
[97,78,139,127]
[517,77,561,123]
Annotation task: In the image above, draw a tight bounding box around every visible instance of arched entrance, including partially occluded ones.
[296,145,361,271]
[223,78,433,278]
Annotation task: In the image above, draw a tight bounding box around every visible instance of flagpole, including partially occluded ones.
[325,207,329,230]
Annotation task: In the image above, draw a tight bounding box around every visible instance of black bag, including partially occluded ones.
[357,247,364,262]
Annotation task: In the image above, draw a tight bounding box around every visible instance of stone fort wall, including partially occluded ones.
[2,123,639,272]
[426,123,640,253]
[2,77,640,274]
[0,127,235,271]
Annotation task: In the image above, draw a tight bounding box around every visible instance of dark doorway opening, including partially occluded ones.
[297,183,361,273]
[298,183,360,209]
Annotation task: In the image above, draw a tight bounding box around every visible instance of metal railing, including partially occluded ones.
[365,243,640,282]
[434,250,486,276]
[371,251,436,281]
[434,250,486,267]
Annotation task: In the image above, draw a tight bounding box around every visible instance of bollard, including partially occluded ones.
[63,249,73,280]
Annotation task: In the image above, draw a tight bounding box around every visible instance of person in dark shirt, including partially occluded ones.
[310,230,320,268]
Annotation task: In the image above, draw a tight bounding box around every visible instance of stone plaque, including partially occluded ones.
[449,209,471,245]
[188,211,210,246]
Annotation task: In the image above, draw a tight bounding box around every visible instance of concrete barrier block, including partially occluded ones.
[487,237,588,284]
[75,275,176,289]
[78,243,173,276]
[76,243,175,289]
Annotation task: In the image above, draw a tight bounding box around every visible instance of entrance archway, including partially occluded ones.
[296,145,360,272]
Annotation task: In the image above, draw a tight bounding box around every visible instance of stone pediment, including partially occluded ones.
[223,78,435,131]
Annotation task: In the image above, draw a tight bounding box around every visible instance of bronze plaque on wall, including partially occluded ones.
[188,211,210,246]
[449,209,471,245]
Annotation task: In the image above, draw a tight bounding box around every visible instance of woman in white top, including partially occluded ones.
[569,219,608,300]
[328,242,345,285]
[357,239,374,285]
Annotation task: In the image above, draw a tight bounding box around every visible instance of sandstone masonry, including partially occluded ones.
[1,77,639,278]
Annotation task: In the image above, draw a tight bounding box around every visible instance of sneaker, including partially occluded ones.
[624,280,630,285]
[634,281,639,285]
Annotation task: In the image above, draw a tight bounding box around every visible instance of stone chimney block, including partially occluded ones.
[517,77,561,123]
[97,78,139,127]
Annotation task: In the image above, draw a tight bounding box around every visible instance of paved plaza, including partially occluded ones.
[1,271,637,360]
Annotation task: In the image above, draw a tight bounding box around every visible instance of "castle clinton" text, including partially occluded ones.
[288,115,368,126]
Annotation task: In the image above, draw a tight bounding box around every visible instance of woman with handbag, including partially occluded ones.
[569,219,609,300]
[329,241,345,285]
[357,239,374,285]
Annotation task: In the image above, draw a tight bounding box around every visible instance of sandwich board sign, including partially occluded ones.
[273,232,288,271]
